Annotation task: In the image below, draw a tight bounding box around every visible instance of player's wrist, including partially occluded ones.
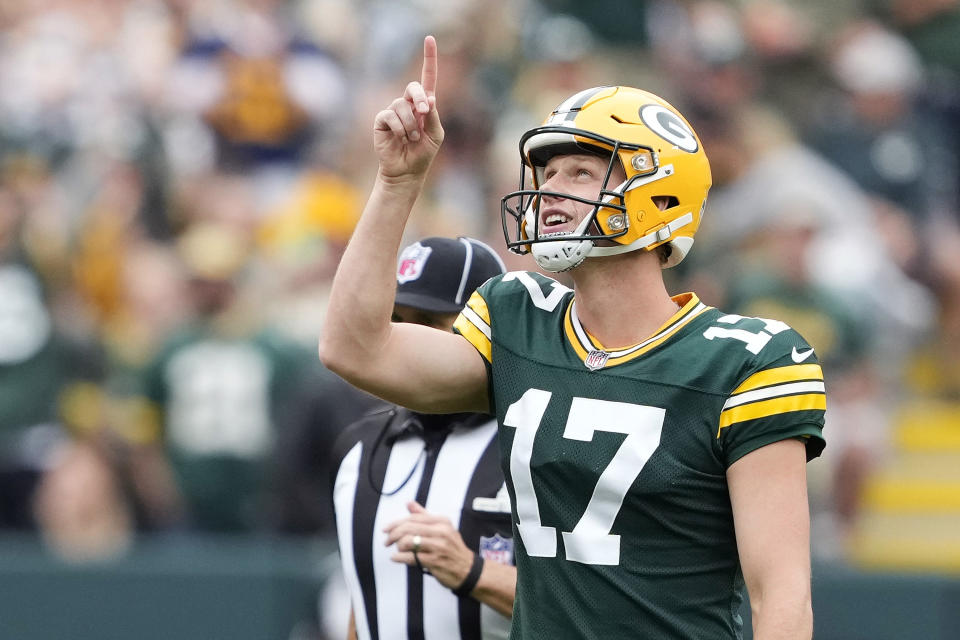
[376,167,430,190]
[451,553,484,598]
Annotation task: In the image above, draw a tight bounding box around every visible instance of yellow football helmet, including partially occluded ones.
[501,86,712,272]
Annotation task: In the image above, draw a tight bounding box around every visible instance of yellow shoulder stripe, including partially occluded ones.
[733,364,823,395]
[465,290,491,325]
[455,291,492,364]
[454,315,492,363]
[718,393,826,435]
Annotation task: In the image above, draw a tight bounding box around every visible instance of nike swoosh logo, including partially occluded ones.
[792,347,815,363]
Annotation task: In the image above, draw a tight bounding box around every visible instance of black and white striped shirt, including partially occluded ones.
[332,408,513,640]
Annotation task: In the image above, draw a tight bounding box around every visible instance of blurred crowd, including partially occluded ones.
[1,0,959,569]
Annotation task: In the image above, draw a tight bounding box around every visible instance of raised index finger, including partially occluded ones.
[421,35,438,98]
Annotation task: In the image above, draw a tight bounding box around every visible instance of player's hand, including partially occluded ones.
[373,36,444,183]
[383,501,475,590]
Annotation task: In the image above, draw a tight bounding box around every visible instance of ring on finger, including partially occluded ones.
[411,537,429,575]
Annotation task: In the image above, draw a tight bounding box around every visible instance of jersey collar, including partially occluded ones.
[564,292,711,370]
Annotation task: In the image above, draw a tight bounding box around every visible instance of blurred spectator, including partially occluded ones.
[725,220,869,375]
[806,21,955,240]
[883,0,960,77]
[902,217,960,400]
[163,0,348,173]
[873,1,960,402]
[719,214,891,556]
[133,221,314,533]
[539,0,648,45]
[0,0,179,235]
[0,202,105,531]
[648,0,762,114]
[32,438,135,563]
[689,103,935,369]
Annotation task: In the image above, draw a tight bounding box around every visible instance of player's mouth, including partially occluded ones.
[540,209,575,236]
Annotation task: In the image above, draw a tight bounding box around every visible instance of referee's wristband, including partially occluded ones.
[452,554,484,597]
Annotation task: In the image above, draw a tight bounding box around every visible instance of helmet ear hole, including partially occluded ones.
[652,195,679,211]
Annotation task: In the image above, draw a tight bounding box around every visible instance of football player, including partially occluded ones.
[320,35,825,640]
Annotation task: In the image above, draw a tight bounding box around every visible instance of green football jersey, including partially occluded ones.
[454,271,826,640]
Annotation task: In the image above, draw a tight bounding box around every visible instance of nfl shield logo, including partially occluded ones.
[584,349,609,371]
[396,242,433,284]
[479,533,514,566]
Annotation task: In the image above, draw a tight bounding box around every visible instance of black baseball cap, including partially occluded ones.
[394,237,506,314]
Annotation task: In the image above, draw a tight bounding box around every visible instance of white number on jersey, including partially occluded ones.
[504,389,665,566]
[165,340,274,457]
[503,272,570,312]
[701,314,790,354]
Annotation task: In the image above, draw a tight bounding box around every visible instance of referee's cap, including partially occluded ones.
[395,237,506,314]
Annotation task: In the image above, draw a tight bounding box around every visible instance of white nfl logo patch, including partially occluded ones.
[479,533,514,566]
[584,349,609,371]
[396,242,433,284]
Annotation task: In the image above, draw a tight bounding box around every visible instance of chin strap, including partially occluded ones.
[588,211,694,258]
[580,163,682,258]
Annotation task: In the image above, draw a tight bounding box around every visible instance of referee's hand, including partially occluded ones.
[383,501,475,590]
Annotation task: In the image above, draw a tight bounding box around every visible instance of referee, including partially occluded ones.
[331,236,515,640]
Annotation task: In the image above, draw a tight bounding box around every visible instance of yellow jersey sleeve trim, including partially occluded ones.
[718,393,827,435]
[733,364,823,395]
[454,314,492,363]
[465,290,491,325]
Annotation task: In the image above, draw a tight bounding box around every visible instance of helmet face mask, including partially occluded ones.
[500,86,712,273]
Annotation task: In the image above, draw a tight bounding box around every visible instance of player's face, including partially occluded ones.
[537,154,625,236]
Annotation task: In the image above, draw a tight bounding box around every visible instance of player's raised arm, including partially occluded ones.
[319,36,488,414]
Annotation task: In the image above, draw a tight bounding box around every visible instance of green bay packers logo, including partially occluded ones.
[639,104,699,153]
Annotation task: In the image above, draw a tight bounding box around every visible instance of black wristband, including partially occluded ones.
[452,553,484,597]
